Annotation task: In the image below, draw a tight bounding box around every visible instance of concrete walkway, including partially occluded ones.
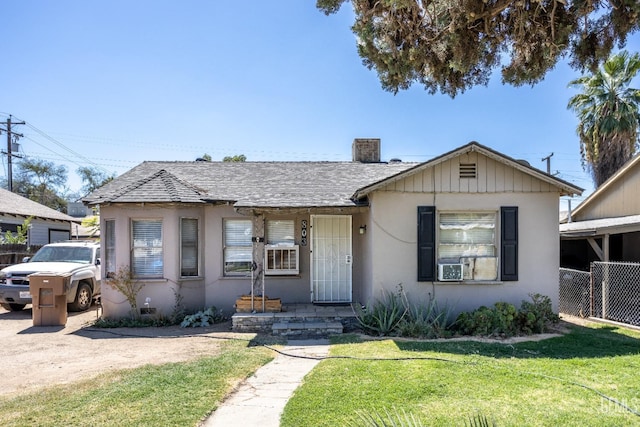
[202,339,330,427]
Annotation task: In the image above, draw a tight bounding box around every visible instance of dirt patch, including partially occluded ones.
[0,306,251,397]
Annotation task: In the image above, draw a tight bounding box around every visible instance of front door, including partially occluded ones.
[310,215,352,303]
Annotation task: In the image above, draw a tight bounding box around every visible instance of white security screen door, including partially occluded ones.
[310,215,352,303]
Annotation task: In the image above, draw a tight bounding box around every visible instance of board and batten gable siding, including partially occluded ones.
[379,151,556,194]
[572,162,640,221]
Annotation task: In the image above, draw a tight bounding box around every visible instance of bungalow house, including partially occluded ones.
[84,140,582,320]
[0,187,79,245]
[560,153,640,271]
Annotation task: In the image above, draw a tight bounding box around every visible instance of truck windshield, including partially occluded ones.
[30,246,93,264]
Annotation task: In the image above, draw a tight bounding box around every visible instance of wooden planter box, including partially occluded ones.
[235,295,282,313]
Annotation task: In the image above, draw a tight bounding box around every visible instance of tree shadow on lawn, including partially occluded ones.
[337,323,640,360]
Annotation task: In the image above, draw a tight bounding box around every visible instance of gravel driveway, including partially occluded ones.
[0,305,240,397]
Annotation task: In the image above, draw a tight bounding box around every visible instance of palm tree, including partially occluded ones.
[568,51,640,187]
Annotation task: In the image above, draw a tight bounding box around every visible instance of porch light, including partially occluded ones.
[359,225,367,235]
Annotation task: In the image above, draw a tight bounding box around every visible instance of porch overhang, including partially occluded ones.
[560,214,640,240]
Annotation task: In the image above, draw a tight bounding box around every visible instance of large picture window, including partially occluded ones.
[223,219,253,276]
[104,219,116,276]
[181,218,199,277]
[131,219,163,278]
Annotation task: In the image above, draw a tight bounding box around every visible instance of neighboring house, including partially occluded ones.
[0,187,79,245]
[560,153,640,271]
[84,140,582,319]
[67,202,100,240]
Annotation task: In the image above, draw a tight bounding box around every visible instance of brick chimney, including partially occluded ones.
[352,138,381,163]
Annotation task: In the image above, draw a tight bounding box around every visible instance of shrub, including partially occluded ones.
[455,294,558,337]
[180,306,226,327]
[355,288,407,336]
[397,297,454,339]
[517,293,559,334]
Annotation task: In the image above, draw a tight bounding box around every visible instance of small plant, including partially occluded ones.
[355,287,407,336]
[348,408,425,427]
[517,293,559,334]
[397,296,454,339]
[1,216,32,244]
[180,306,226,327]
[106,266,145,318]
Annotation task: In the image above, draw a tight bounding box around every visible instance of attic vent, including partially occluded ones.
[459,163,477,179]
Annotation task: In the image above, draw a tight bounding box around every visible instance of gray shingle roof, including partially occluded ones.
[0,187,78,222]
[84,161,417,208]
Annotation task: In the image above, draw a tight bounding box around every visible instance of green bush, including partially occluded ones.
[455,294,558,337]
[517,293,559,334]
[180,306,226,327]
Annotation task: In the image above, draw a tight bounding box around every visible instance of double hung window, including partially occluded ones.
[418,206,518,282]
[131,219,163,278]
[180,218,199,277]
[104,219,116,277]
[223,219,253,276]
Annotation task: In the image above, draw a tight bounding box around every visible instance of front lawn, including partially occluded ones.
[0,339,273,427]
[281,321,640,426]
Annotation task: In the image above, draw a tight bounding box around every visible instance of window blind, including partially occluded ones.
[104,220,116,275]
[132,220,163,277]
[181,218,198,276]
[266,220,295,245]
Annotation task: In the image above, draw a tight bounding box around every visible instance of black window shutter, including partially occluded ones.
[501,206,518,281]
[417,206,436,281]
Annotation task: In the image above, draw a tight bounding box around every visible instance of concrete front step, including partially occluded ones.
[272,321,343,338]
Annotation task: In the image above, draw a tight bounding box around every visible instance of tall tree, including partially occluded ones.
[77,166,114,196]
[16,158,68,211]
[317,0,640,97]
[568,51,640,187]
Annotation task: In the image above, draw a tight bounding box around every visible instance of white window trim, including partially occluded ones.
[265,244,299,275]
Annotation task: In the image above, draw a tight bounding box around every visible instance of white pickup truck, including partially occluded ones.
[0,241,101,312]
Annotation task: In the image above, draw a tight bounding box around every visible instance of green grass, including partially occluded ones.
[0,339,273,427]
[281,323,640,427]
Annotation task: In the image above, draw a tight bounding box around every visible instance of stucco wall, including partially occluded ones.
[367,190,561,316]
[100,204,349,318]
[100,203,207,318]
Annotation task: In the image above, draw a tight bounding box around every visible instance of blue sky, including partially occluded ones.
[2,1,639,211]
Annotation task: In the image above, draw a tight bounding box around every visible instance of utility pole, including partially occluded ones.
[0,115,25,192]
[541,152,554,174]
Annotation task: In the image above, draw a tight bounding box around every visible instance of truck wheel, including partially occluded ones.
[1,303,26,311]
[69,283,92,312]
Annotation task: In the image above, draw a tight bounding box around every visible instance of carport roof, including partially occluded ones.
[560,214,640,238]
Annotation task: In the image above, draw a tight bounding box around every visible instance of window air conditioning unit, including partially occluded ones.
[438,263,464,281]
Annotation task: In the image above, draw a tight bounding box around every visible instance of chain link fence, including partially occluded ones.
[559,262,640,327]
